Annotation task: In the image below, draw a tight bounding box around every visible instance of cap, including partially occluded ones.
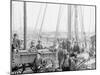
[14,33,18,37]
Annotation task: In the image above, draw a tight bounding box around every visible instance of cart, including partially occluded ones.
[11,49,57,74]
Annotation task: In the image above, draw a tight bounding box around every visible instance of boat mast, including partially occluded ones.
[80,6,86,47]
[67,5,72,40]
[74,5,78,42]
[24,1,27,50]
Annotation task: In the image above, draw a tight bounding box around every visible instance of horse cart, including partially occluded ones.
[11,49,57,75]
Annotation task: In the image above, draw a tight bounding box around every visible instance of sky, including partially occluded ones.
[12,1,95,39]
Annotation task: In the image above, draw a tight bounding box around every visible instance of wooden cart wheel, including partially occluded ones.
[12,64,23,75]
[12,64,26,75]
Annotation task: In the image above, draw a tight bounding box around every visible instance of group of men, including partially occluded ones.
[11,33,43,52]
[11,33,94,72]
[54,39,80,71]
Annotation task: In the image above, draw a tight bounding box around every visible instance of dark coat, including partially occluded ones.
[12,38,20,52]
[58,49,65,69]
[73,45,80,53]
[33,56,43,72]
[36,44,43,49]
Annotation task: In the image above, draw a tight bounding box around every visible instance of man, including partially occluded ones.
[36,40,43,50]
[73,42,80,53]
[29,41,37,52]
[20,40,24,50]
[62,40,66,49]
[33,53,43,73]
[30,41,35,48]
[62,53,71,71]
[12,33,20,52]
[57,44,65,69]
[66,39,71,52]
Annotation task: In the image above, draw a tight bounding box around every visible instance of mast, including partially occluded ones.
[80,6,87,47]
[74,5,78,42]
[24,1,27,49]
[67,5,72,40]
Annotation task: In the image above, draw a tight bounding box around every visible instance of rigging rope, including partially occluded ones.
[33,4,42,32]
[38,3,48,40]
[55,5,63,40]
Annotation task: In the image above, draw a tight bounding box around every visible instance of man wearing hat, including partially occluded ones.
[36,40,43,50]
[12,33,20,52]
